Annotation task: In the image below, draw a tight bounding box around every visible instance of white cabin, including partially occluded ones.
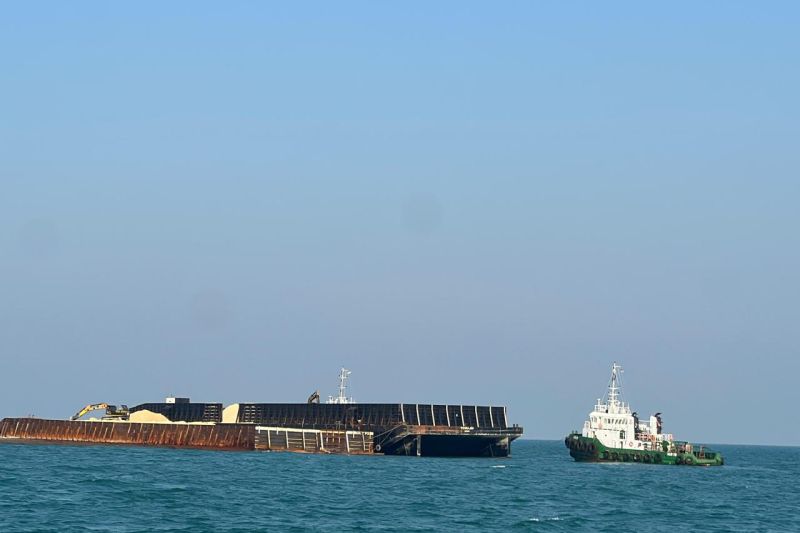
[581,363,675,452]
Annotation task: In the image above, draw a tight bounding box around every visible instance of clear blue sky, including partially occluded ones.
[1,2,798,445]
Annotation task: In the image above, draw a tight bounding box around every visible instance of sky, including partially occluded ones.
[1,2,798,445]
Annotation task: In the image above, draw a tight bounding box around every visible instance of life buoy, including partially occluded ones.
[684,456,693,465]
[375,444,381,452]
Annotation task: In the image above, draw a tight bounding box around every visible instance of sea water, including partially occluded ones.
[0,440,797,531]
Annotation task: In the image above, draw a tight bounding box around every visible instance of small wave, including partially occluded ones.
[154,483,189,491]
[491,465,507,468]
[529,516,561,522]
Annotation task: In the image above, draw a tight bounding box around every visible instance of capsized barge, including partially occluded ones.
[1,370,522,457]
[564,363,723,466]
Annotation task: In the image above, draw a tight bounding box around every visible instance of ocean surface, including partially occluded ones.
[0,440,797,532]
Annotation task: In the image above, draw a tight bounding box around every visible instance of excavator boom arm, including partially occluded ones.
[71,403,109,421]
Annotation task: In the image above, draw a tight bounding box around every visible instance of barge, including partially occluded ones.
[1,369,522,457]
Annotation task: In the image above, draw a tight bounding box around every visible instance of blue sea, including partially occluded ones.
[0,440,797,532]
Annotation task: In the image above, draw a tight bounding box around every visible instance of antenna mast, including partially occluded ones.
[606,361,625,411]
[326,367,354,404]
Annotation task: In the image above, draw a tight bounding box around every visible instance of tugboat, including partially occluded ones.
[565,363,723,466]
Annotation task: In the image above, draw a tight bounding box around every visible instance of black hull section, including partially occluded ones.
[383,434,513,457]
[376,425,521,457]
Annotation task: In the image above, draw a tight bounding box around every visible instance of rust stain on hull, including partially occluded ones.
[0,418,255,451]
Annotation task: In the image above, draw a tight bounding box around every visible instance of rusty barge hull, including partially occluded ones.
[0,418,255,450]
[1,402,523,456]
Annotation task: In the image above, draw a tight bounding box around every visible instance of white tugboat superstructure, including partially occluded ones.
[581,362,672,452]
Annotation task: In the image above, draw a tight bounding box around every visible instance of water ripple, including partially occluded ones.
[0,441,798,531]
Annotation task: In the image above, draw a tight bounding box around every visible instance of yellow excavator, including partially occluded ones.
[71,403,129,421]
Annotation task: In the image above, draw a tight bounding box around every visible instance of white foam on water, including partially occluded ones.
[529,516,561,522]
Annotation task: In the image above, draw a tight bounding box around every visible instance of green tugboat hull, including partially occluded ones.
[564,433,723,466]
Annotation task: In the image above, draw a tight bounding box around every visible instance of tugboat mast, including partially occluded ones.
[607,362,623,409]
[327,367,354,404]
